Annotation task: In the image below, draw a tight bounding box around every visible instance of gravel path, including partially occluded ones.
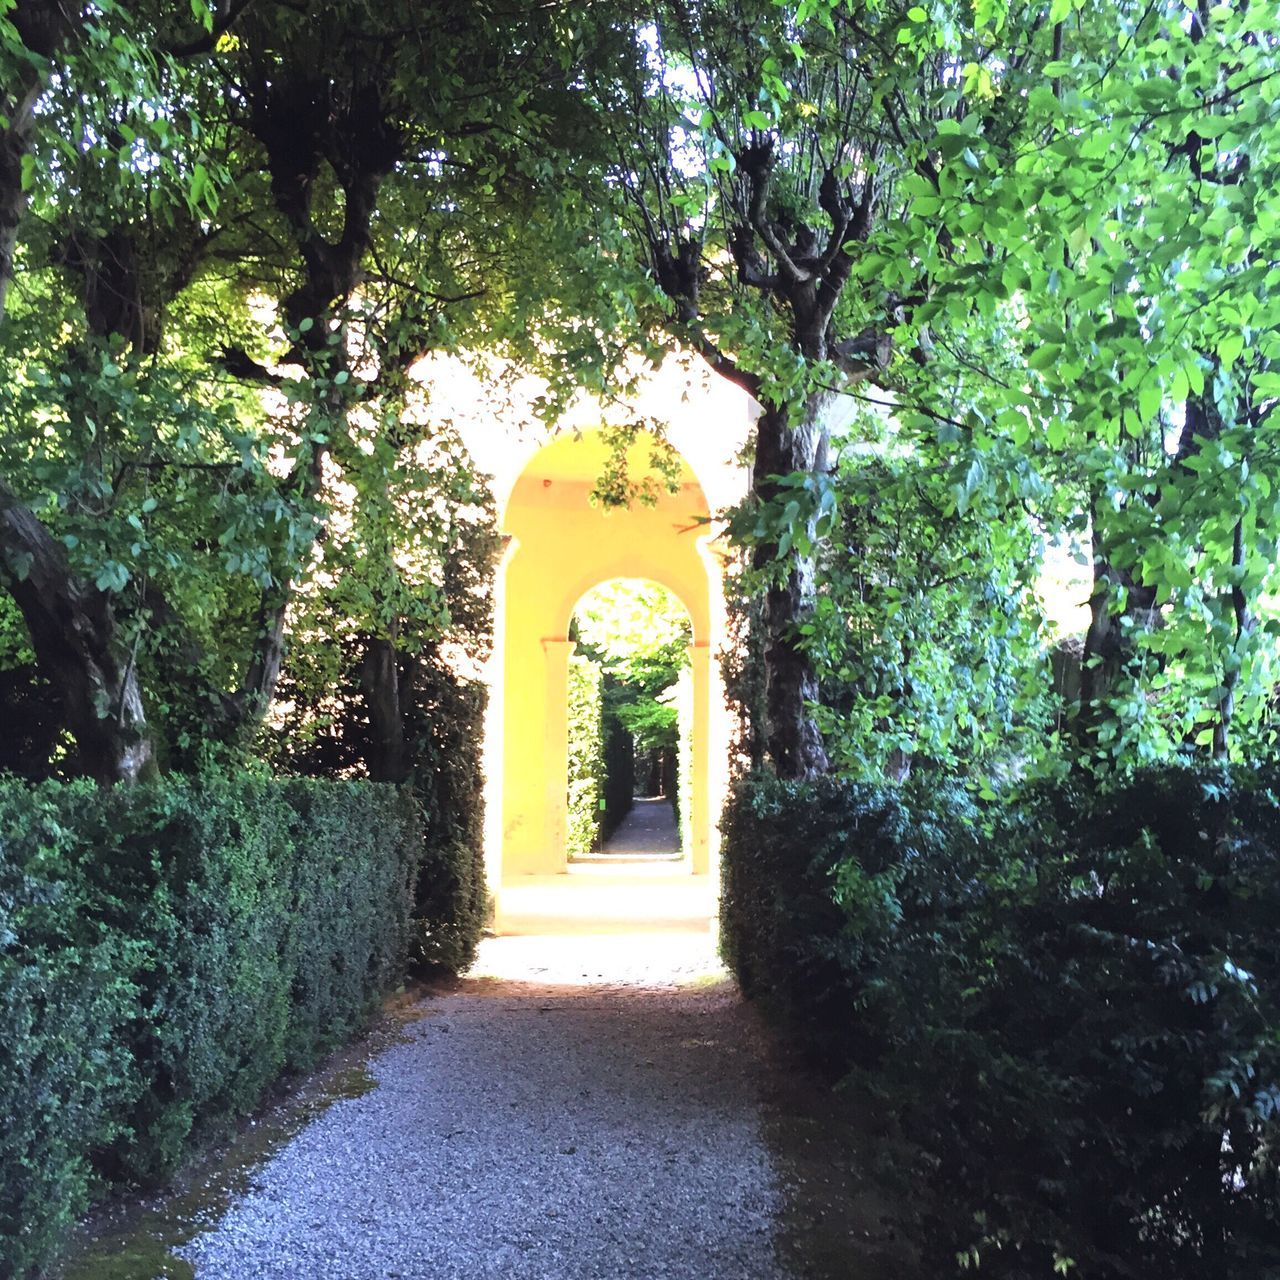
[179,934,793,1280]
[601,798,680,855]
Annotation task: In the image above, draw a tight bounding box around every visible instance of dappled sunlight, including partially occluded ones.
[469,931,727,990]
[483,871,723,987]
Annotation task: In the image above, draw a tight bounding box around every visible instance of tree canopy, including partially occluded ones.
[0,0,1277,789]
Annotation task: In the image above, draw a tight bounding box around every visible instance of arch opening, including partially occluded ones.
[487,427,729,916]
[565,578,693,863]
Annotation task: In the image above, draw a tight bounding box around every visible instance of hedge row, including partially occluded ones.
[407,664,490,974]
[0,773,471,1280]
[567,657,606,855]
[601,673,636,843]
[722,767,1280,1278]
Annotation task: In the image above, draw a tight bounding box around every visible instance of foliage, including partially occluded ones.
[575,578,692,755]
[584,0,1280,780]
[0,0,661,782]
[407,660,492,972]
[571,579,694,840]
[0,772,445,1280]
[859,0,1280,770]
[602,672,637,842]
[802,427,1059,784]
[723,767,1280,1276]
[566,655,606,856]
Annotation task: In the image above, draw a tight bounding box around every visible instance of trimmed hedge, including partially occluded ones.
[407,664,491,972]
[601,673,636,842]
[722,767,1280,1277]
[567,656,606,855]
[0,774,441,1280]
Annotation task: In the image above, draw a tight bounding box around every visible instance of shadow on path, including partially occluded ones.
[63,899,920,1279]
[599,795,679,856]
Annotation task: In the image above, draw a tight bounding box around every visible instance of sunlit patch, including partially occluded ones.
[477,871,725,988]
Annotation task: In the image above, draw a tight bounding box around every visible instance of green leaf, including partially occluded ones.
[1218,332,1245,367]
[1138,380,1162,423]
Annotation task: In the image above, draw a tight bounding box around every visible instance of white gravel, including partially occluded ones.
[179,932,793,1279]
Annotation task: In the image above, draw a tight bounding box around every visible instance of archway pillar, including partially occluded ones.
[541,638,577,868]
[688,642,713,876]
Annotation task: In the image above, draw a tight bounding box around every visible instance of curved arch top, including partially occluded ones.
[566,575,694,640]
[502,428,714,645]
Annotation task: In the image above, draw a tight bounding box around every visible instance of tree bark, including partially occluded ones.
[1213,515,1253,760]
[360,629,407,783]
[1,1,79,320]
[0,476,154,783]
[752,397,831,780]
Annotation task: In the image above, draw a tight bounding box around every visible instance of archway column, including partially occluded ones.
[541,638,577,864]
[687,642,713,876]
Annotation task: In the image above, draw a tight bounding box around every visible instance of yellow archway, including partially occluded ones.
[490,428,726,892]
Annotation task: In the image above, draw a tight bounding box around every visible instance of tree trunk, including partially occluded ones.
[1214,516,1253,760]
[752,397,830,780]
[1,1,79,320]
[1076,561,1122,742]
[1074,483,1158,754]
[361,629,407,783]
[0,477,154,783]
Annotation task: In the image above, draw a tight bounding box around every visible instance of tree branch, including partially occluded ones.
[165,0,261,58]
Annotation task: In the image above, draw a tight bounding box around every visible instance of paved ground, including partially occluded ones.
[494,868,715,938]
[600,797,679,856]
[178,920,789,1279]
[169,879,913,1280]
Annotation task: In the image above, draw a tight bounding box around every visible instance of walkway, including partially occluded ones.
[118,881,913,1280]
[599,796,679,856]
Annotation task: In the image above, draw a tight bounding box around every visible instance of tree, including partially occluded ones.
[863,0,1280,769]
[591,0,1050,776]
[0,0,638,781]
[0,0,226,781]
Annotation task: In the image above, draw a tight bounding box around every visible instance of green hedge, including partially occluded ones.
[567,657,605,855]
[722,767,1280,1277]
[407,663,490,972]
[0,774,438,1280]
[601,674,636,842]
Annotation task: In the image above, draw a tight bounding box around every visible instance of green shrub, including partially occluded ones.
[566,656,605,855]
[0,782,141,1279]
[601,673,635,842]
[408,664,489,971]
[721,767,1280,1278]
[0,773,432,1279]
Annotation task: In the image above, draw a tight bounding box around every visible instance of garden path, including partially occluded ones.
[172,886,908,1280]
[598,796,680,856]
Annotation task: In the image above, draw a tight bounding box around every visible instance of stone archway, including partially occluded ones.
[491,428,727,891]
